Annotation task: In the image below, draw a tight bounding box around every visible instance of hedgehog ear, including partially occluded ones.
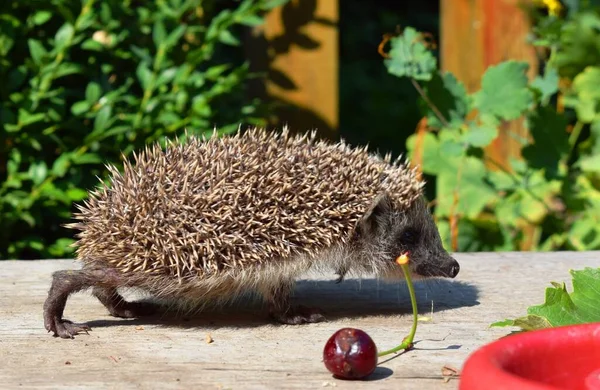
[360,193,393,235]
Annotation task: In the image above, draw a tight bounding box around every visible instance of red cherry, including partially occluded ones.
[323,328,378,379]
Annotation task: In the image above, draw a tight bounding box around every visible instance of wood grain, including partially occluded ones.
[1,252,599,389]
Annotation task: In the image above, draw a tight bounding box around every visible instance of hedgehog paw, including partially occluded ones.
[47,318,91,339]
[108,301,159,319]
[272,305,326,325]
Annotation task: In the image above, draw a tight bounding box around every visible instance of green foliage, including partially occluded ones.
[383,4,600,252]
[0,0,288,259]
[491,267,600,330]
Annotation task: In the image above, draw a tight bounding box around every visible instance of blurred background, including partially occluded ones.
[1,0,600,260]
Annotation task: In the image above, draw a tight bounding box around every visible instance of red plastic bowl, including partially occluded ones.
[460,322,600,390]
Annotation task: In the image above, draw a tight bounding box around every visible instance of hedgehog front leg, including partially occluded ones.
[43,267,126,338]
[264,282,326,325]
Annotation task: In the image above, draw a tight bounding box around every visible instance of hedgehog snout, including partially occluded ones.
[414,253,460,279]
[446,257,460,278]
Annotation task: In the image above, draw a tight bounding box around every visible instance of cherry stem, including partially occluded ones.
[377,263,418,357]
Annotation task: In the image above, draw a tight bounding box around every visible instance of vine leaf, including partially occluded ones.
[421,72,469,128]
[531,67,559,105]
[384,27,437,81]
[491,268,600,330]
[474,61,533,120]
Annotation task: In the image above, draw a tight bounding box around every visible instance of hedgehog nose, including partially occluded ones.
[448,259,460,278]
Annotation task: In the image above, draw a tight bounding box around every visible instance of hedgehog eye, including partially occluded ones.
[399,228,419,246]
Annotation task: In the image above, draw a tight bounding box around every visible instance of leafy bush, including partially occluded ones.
[0,0,288,259]
[382,2,600,252]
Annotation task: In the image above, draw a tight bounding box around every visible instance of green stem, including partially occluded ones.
[410,78,450,128]
[377,263,418,357]
[567,120,584,161]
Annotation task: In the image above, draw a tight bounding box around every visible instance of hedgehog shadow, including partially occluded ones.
[85,278,479,331]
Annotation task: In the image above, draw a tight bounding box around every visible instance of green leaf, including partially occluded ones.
[28,161,48,185]
[219,29,240,46]
[531,67,559,105]
[384,27,437,81]
[54,22,74,50]
[568,215,600,250]
[54,62,83,79]
[261,0,290,9]
[435,153,497,219]
[164,25,186,48]
[551,12,600,79]
[474,61,533,120]
[32,11,53,25]
[156,68,177,86]
[579,154,600,173]
[570,66,600,123]
[206,64,230,80]
[28,39,47,65]
[421,72,469,129]
[462,124,498,148]
[18,108,45,127]
[47,238,75,257]
[130,45,152,63]
[85,82,102,104]
[73,153,102,165]
[20,212,36,227]
[51,153,71,177]
[495,170,560,226]
[6,148,21,175]
[94,105,112,132]
[238,14,264,26]
[136,62,153,89]
[71,101,90,116]
[66,188,88,201]
[39,182,69,204]
[153,20,167,46]
[490,315,552,331]
[492,268,600,330]
[439,138,465,157]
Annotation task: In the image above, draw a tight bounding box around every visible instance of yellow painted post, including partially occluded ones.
[245,0,339,137]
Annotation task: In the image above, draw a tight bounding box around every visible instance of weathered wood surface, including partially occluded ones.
[1,252,599,389]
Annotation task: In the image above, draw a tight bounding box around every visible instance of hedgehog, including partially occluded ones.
[43,126,460,338]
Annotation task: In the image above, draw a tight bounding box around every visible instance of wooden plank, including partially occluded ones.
[245,0,339,137]
[440,0,538,171]
[1,253,599,388]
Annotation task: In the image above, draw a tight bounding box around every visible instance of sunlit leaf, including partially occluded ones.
[474,61,533,120]
[492,268,600,330]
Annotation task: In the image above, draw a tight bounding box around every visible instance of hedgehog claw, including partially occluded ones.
[272,305,326,325]
[51,318,91,339]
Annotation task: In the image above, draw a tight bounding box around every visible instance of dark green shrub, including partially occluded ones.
[0,0,288,259]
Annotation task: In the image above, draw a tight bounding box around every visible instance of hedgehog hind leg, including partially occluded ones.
[263,282,326,325]
[43,267,132,338]
[43,269,96,338]
[92,287,159,319]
